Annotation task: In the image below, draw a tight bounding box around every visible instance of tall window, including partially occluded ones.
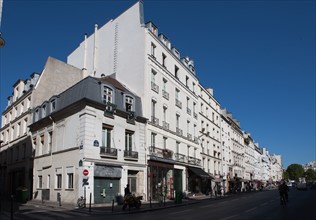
[162,53,167,67]
[163,106,167,122]
[35,109,39,121]
[151,133,156,147]
[125,96,133,112]
[38,175,43,188]
[175,88,180,100]
[163,136,167,149]
[56,174,62,189]
[67,173,74,189]
[175,65,179,79]
[186,76,189,87]
[176,114,180,128]
[125,130,134,152]
[103,86,113,103]
[151,100,156,118]
[102,125,112,148]
[48,131,53,154]
[151,42,156,57]
[163,78,167,91]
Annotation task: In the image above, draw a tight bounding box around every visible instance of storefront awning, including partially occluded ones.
[188,167,213,179]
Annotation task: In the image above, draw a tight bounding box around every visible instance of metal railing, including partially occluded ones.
[100,147,117,157]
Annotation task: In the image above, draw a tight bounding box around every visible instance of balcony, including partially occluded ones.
[149,146,173,160]
[104,102,117,117]
[193,112,198,119]
[162,90,169,100]
[162,121,169,130]
[194,136,199,143]
[100,147,117,158]
[176,127,183,136]
[187,156,201,166]
[124,150,138,160]
[151,116,159,126]
[187,133,192,140]
[186,107,191,115]
[174,153,186,163]
[175,99,182,109]
[151,82,159,93]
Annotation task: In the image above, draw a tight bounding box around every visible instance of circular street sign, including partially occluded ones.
[83,169,89,176]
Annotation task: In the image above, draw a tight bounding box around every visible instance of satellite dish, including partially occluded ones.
[0,33,5,48]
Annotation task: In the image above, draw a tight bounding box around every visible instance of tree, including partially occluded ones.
[304,169,316,181]
[286,164,304,181]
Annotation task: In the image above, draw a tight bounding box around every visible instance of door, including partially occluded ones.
[94,178,120,204]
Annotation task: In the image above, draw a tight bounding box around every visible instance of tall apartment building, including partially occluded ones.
[0,57,83,199]
[66,1,219,198]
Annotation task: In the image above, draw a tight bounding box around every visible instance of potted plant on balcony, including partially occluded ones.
[162,149,173,159]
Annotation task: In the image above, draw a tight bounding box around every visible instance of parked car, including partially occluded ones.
[310,182,316,189]
[287,182,293,187]
[297,182,307,190]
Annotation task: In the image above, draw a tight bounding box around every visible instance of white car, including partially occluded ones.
[297,182,307,190]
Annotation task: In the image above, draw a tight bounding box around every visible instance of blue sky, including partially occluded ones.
[0,0,315,168]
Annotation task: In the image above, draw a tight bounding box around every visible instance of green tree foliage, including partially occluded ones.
[283,169,289,180]
[304,169,316,181]
[286,164,304,180]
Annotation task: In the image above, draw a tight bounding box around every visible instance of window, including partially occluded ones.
[192,82,195,94]
[162,53,167,67]
[35,109,39,121]
[163,106,167,122]
[48,131,53,154]
[17,122,20,137]
[175,65,179,79]
[102,124,112,148]
[151,133,156,147]
[151,100,156,118]
[151,42,156,57]
[42,104,46,118]
[40,134,44,155]
[38,175,43,188]
[176,114,180,128]
[163,136,167,149]
[56,174,62,189]
[50,99,56,112]
[125,130,134,152]
[15,145,19,161]
[67,173,74,189]
[47,175,50,188]
[186,76,189,87]
[125,96,134,112]
[151,69,156,83]
[103,86,113,103]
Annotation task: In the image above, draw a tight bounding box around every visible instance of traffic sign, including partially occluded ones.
[83,169,89,176]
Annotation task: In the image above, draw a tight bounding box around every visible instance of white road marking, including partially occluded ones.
[245,207,258,213]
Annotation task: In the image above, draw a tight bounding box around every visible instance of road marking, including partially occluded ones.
[170,209,192,215]
[220,214,239,220]
[245,207,257,213]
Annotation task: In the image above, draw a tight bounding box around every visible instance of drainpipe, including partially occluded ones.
[92,24,98,76]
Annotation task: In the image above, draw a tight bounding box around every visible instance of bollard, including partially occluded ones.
[112,199,114,212]
[149,196,152,208]
[89,193,92,213]
[10,195,13,220]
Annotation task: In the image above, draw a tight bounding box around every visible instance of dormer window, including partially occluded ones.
[42,104,46,118]
[50,99,56,112]
[125,96,134,112]
[103,86,113,103]
[35,108,39,121]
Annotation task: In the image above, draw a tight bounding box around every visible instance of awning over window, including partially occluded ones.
[188,167,213,179]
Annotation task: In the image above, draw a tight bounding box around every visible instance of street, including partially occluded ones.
[5,188,316,220]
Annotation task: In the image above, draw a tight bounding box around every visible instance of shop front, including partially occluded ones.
[187,166,212,194]
[94,164,122,204]
[147,161,175,201]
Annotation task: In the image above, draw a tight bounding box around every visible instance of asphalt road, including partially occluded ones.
[7,188,316,220]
